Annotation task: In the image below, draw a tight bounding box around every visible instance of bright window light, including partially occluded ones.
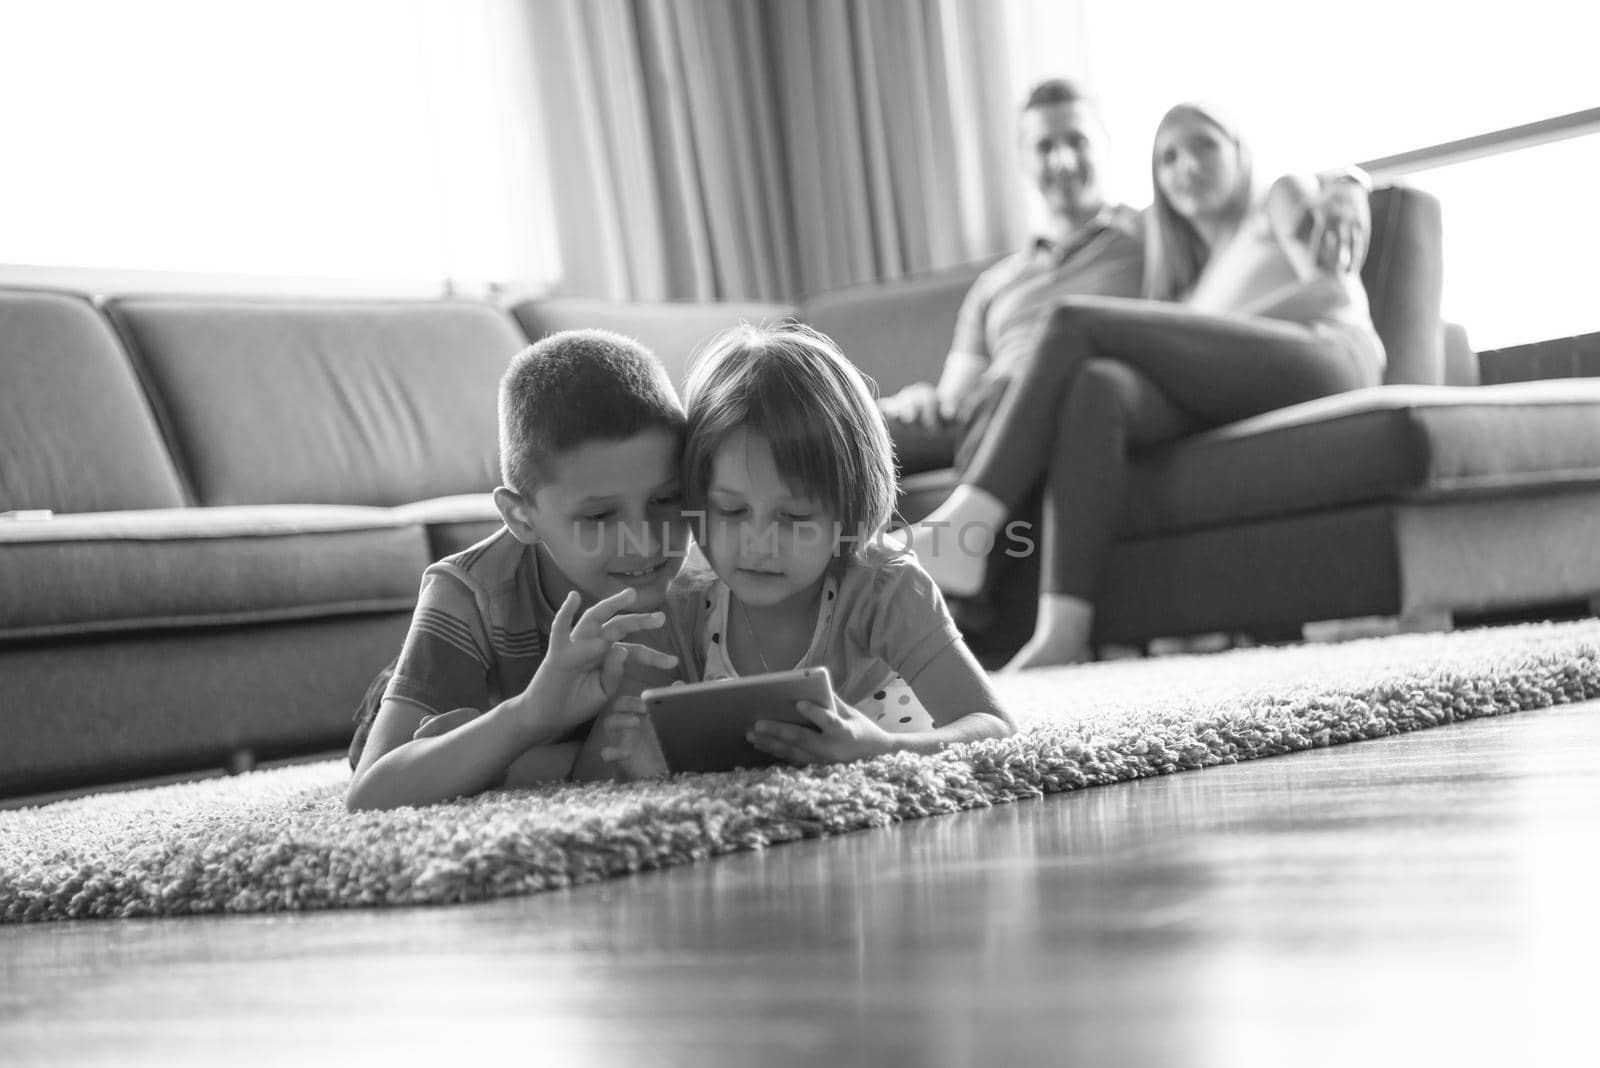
[1014,0,1600,349]
[0,0,556,290]
[1403,134,1600,351]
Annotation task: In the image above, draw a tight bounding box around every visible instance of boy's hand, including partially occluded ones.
[746,693,892,766]
[412,707,481,740]
[525,588,678,738]
[597,696,670,779]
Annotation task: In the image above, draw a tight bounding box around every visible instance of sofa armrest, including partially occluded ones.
[1476,330,1600,386]
[1364,185,1445,385]
[1442,322,1478,387]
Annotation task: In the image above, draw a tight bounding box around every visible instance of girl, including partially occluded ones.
[616,322,1014,771]
[907,101,1384,669]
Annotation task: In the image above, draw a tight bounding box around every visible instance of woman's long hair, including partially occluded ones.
[1142,102,1255,302]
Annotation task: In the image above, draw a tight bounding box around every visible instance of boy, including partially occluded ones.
[345,329,689,811]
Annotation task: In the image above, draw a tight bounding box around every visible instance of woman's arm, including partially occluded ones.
[1230,171,1371,323]
[1235,273,1350,323]
[1265,170,1372,280]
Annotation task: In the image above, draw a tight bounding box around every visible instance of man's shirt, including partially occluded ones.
[949,204,1144,382]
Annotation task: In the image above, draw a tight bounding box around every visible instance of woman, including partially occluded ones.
[906,102,1384,669]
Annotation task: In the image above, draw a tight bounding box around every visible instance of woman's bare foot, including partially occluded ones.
[1001,594,1095,672]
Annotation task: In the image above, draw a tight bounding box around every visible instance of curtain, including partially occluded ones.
[501,0,1025,302]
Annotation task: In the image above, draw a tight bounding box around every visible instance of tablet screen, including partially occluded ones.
[641,667,832,773]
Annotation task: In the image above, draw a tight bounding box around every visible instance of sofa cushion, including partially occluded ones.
[0,289,188,513]
[1121,380,1600,537]
[104,298,522,507]
[510,296,795,387]
[0,506,430,641]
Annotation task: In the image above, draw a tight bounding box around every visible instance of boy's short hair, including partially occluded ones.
[499,329,685,497]
[682,321,896,553]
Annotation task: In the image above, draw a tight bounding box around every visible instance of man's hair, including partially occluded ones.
[1022,77,1091,113]
[682,322,896,554]
[498,329,685,497]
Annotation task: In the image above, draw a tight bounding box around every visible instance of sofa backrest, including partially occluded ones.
[510,267,987,401]
[510,296,796,388]
[0,289,189,514]
[518,192,1445,402]
[799,262,988,398]
[105,298,523,507]
[1363,184,1445,387]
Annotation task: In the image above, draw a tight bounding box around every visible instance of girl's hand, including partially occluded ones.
[527,588,678,737]
[747,693,893,766]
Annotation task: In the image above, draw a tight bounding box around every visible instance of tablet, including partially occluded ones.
[641,667,832,773]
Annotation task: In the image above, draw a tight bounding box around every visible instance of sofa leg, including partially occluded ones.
[1396,610,1454,634]
[1302,611,1453,644]
[227,748,257,775]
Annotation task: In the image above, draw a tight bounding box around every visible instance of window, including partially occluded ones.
[0,0,557,293]
[1006,0,1600,349]
[1398,131,1600,350]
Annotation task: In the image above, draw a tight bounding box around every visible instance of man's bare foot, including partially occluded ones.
[908,520,988,596]
[900,485,1007,597]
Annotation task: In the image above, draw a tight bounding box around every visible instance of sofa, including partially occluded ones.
[886,187,1600,655]
[4,183,1599,798]
[1,294,519,798]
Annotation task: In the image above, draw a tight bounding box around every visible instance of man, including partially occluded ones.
[879,78,1144,477]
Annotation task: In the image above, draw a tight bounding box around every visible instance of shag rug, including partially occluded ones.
[5,620,1599,923]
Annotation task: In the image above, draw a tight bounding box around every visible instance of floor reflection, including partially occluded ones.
[8,704,1595,1068]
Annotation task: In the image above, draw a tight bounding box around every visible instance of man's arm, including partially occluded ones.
[880,262,1000,428]
[934,352,990,419]
[879,351,990,426]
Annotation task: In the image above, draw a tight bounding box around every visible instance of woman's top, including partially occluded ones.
[1186,176,1386,383]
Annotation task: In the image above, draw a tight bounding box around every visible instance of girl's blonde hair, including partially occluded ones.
[682,321,896,557]
[1142,102,1255,302]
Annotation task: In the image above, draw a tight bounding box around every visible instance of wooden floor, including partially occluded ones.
[3,700,1597,1067]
